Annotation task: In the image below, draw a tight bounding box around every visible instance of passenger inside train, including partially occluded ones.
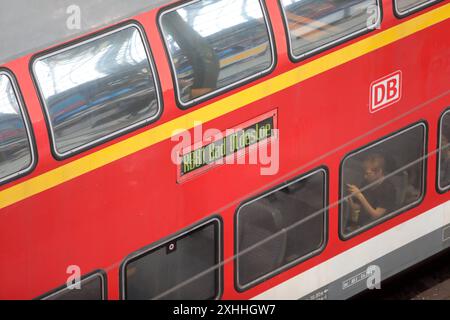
[346,153,397,229]
[342,124,426,235]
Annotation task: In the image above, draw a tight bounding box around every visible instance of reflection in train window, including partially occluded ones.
[160,0,274,107]
[236,169,327,290]
[280,0,381,60]
[122,219,221,300]
[438,111,450,192]
[0,71,35,184]
[394,0,441,17]
[340,123,426,239]
[40,272,106,300]
[32,24,161,158]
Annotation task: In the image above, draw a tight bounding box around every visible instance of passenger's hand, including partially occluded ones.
[347,184,363,201]
[347,196,361,210]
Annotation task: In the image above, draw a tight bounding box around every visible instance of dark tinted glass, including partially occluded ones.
[341,123,426,238]
[280,0,380,59]
[33,24,160,157]
[0,72,33,183]
[42,273,105,300]
[160,0,274,105]
[438,111,450,191]
[237,169,326,289]
[124,221,220,300]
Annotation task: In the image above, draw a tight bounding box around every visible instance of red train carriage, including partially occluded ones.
[0,0,449,300]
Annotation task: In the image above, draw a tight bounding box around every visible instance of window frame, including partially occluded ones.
[38,270,107,300]
[120,216,223,300]
[278,0,383,62]
[30,21,163,161]
[157,0,277,110]
[0,68,37,186]
[234,167,329,292]
[393,0,443,18]
[436,108,450,193]
[339,121,428,241]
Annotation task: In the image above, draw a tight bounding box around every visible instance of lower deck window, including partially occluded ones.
[40,271,106,300]
[122,219,221,300]
[340,123,426,239]
[236,169,327,290]
[438,110,450,192]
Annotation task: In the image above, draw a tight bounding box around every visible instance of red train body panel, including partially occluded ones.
[0,0,449,299]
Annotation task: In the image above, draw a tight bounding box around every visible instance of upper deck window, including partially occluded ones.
[0,71,35,185]
[394,0,442,17]
[280,0,381,60]
[340,123,426,239]
[122,218,221,300]
[32,23,161,159]
[159,0,275,108]
[236,169,327,290]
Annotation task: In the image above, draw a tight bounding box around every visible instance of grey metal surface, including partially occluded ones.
[302,223,450,300]
[0,0,171,64]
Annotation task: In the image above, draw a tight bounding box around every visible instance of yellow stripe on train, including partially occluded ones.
[0,4,449,210]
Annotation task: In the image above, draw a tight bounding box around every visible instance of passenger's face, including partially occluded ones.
[363,161,383,183]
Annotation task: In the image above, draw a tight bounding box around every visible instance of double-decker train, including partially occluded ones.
[0,0,449,300]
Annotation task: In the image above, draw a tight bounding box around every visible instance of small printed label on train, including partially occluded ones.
[177,110,277,182]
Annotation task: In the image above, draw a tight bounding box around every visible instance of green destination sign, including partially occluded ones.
[181,116,274,176]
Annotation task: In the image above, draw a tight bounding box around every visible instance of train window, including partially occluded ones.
[236,168,327,290]
[0,71,35,185]
[340,123,426,239]
[122,218,221,300]
[159,0,275,108]
[32,23,161,159]
[40,271,106,300]
[438,110,450,192]
[280,0,381,60]
[394,0,442,17]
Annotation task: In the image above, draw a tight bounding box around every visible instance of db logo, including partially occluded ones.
[369,71,402,113]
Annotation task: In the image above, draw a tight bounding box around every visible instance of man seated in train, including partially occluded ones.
[346,153,396,228]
